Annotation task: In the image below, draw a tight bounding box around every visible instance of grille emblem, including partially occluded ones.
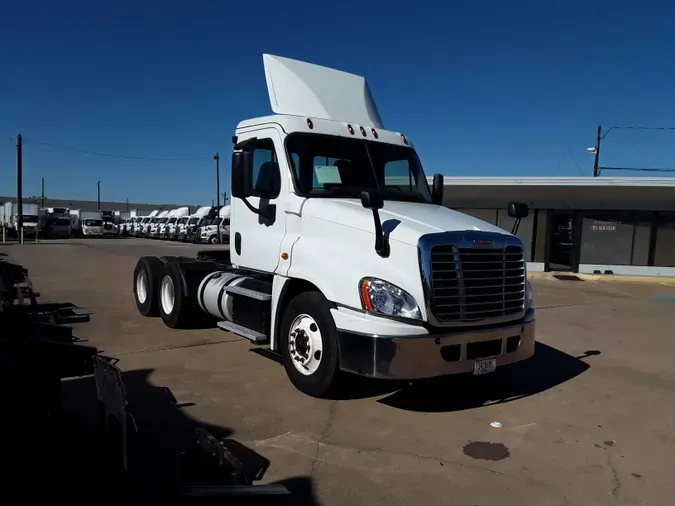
[473,239,493,247]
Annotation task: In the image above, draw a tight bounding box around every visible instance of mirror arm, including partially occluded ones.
[370,209,389,257]
[511,218,521,236]
[240,197,276,223]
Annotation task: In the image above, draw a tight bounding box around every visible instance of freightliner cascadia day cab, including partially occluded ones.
[132,54,535,397]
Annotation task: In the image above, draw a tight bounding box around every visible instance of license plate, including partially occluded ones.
[473,357,497,375]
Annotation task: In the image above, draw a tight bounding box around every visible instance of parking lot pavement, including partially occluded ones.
[2,239,674,504]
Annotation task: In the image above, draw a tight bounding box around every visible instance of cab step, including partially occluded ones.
[217,320,268,343]
[223,285,272,301]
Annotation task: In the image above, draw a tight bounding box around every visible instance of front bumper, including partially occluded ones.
[336,308,535,380]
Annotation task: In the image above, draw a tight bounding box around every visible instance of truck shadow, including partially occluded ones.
[376,343,599,413]
[1,298,319,502]
[2,364,320,502]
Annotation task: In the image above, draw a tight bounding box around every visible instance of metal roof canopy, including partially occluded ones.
[428,176,675,187]
[428,177,675,212]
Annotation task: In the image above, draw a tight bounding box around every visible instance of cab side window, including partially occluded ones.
[252,139,281,199]
[383,160,413,191]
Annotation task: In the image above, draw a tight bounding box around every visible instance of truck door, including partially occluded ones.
[230,128,287,273]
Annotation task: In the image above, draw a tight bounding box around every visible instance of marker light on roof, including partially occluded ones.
[359,126,367,137]
[371,128,378,139]
[347,124,354,135]
[307,118,314,129]
[401,134,409,145]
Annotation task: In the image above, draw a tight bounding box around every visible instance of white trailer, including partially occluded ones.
[2,202,39,238]
[70,210,104,237]
[131,54,535,397]
[39,207,71,238]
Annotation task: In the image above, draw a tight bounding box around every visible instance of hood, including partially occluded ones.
[301,199,509,246]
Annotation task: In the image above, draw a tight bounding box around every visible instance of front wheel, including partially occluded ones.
[279,292,341,398]
[209,235,218,244]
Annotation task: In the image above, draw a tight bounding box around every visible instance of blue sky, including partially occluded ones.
[2,0,675,205]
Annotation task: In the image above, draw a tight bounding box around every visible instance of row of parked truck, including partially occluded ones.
[1,202,123,239]
[0,201,230,243]
[121,205,230,244]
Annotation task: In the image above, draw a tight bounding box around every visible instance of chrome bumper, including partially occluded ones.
[338,308,535,380]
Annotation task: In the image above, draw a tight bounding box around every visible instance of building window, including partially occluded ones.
[579,211,654,266]
[654,213,675,267]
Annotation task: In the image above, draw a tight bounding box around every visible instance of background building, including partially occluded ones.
[0,196,198,213]
[438,177,675,277]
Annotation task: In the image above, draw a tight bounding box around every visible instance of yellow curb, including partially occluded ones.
[528,271,675,284]
[575,273,675,284]
[527,272,550,279]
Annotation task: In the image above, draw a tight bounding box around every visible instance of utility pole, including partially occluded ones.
[593,125,602,177]
[214,153,221,244]
[126,198,129,211]
[97,181,101,210]
[17,134,23,241]
[41,177,45,207]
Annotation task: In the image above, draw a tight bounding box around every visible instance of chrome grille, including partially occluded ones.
[429,244,525,322]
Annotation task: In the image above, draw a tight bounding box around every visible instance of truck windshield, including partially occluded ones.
[188,218,199,225]
[23,214,39,222]
[55,218,70,225]
[285,133,433,204]
[84,219,103,226]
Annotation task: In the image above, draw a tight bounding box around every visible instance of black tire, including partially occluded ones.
[133,256,162,316]
[158,262,192,328]
[159,255,181,264]
[279,291,340,398]
[209,235,218,244]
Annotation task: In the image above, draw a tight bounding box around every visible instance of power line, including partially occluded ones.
[567,147,585,176]
[29,139,212,161]
[593,124,675,176]
[601,125,675,140]
[599,166,675,173]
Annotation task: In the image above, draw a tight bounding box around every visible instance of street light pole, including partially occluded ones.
[214,153,221,244]
[97,181,101,210]
[17,134,23,242]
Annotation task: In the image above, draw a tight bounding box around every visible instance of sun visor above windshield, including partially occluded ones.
[262,54,384,129]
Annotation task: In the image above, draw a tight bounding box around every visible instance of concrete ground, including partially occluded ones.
[1,238,674,504]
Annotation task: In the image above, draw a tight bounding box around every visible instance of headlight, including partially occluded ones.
[525,279,533,309]
[359,277,421,320]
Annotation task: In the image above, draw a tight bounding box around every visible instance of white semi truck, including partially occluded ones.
[132,54,535,397]
[137,210,159,236]
[184,206,217,242]
[149,210,170,238]
[164,207,191,239]
[196,205,231,244]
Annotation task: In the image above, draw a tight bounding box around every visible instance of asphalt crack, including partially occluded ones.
[310,400,338,477]
[608,452,621,497]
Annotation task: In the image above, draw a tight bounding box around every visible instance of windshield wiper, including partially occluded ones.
[384,193,431,204]
[319,188,365,198]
